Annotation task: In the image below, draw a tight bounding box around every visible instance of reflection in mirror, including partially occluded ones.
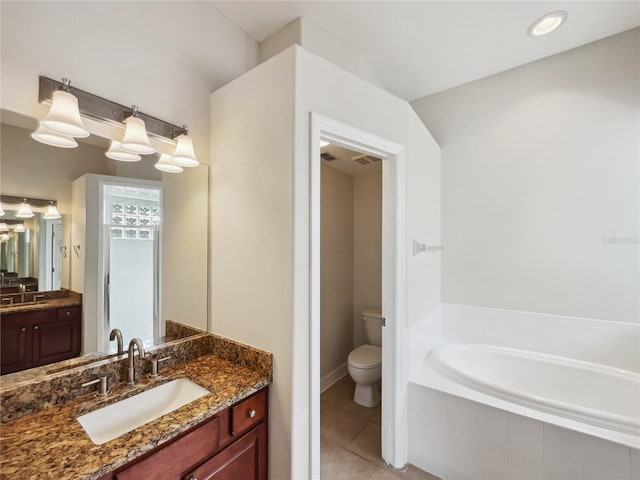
[0,110,208,377]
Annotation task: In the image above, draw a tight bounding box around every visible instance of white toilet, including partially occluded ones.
[347,307,383,407]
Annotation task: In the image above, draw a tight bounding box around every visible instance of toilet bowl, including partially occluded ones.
[347,307,383,407]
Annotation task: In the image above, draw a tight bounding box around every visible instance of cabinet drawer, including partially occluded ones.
[57,306,80,320]
[115,416,220,480]
[230,389,267,437]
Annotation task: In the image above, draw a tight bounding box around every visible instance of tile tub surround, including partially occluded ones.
[0,354,271,479]
[0,332,273,423]
[408,384,640,480]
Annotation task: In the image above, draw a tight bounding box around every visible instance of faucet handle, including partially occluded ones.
[81,376,109,397]
[149,356,171,377]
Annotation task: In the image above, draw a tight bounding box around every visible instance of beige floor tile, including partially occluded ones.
[369,464,407,479]
[348,421,382,464]
[321,401,372,447]
[321,439,377,480]
[406,464,441,480]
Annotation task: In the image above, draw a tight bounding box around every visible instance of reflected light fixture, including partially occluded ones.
[170,126,199,167]
[16,200,35,218]
[155,153,184,173]
[39,78,90,138]
[0,222,8,232]
[0,233,9,241]
[31,125,78,148]
[13,223,26,233]
[527,11,568,37]
[43,201,62,220]
[120,106,155,155]
[105,140,142,162]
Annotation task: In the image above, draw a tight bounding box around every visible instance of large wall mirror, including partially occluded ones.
[0,110,209,375]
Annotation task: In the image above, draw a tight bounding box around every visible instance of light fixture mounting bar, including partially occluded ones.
[38,76,186,139]
[0,195,57,208]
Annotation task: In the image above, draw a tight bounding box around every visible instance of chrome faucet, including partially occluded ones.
[19,284,26,303]
[127,338,147,385]
[109,328,124,355]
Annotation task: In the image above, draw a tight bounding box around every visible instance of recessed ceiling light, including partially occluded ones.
[527,11,568,37]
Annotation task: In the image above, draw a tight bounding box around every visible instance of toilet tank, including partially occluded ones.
[362,307,383,346]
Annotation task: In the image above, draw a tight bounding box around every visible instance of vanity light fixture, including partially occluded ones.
[13,223,26,233]
[0,222,8,233]
[120,106,156,155]
[527,11,568,37]
[43,201,62,220]
[34,76,198,172]
[0,233,9,241]
[31,125,78,149]
[155,153,184,173]
[39,78,90,138]
[170,126,199,167]
[16,200,35,219]
[105,140,142,162]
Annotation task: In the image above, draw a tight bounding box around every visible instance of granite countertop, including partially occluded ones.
[0,353,271,479]
[0,293,82,314]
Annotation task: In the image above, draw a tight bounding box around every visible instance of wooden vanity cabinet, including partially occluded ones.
[0,305,81,374]
[101,387,268,480]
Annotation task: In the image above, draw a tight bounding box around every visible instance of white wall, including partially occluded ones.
[210,49,296,480]
[293,46,441,475]
[320,164,354,378]
[353,171,382,347]
[0,1,258,168]
[210,44,441,478]
[412,28,639,324]
[259,17,388,90]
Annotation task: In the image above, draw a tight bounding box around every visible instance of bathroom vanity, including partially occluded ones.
[0,332,272,480]
[0,292,82,374]
[100,388,268,480]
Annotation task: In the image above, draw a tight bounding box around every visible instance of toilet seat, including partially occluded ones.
[348,344,381,369]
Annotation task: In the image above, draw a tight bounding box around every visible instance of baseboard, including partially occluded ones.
[320,362,348,393]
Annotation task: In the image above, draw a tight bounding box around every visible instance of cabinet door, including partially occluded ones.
[31,309,81,367]
[184,423,267,480]
[0,313,30,374]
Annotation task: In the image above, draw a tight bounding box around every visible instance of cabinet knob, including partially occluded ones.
[66,311,71,316]
[189,477,198,480]
[248,409,256,418]
[33,325,39,330]
[20,327,26,332]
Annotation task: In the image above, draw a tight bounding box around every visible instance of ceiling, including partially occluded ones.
[321,144,382,177]
[212,1,639,101]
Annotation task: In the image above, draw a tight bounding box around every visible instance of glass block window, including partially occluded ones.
[109,201,160,240]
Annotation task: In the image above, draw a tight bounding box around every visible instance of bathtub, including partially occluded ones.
[428,343,640,436]
[407,305,640,479]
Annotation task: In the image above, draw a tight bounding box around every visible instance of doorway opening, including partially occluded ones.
[310,113,408,478]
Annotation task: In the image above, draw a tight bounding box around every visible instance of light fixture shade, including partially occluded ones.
[31,124,78,148]
[105,140,142,162]
[0,233,9,241]
[155,154,183,173]
[0,222,8,232]
[170,134,199,167]
[40,90,90,138]
[0,203,4,217]
[120,116,155,155]
[16,200,35,218]
[44,202,61,219]
[13,223,26,233]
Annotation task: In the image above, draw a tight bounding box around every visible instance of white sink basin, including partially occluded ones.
[77,378,210,444]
